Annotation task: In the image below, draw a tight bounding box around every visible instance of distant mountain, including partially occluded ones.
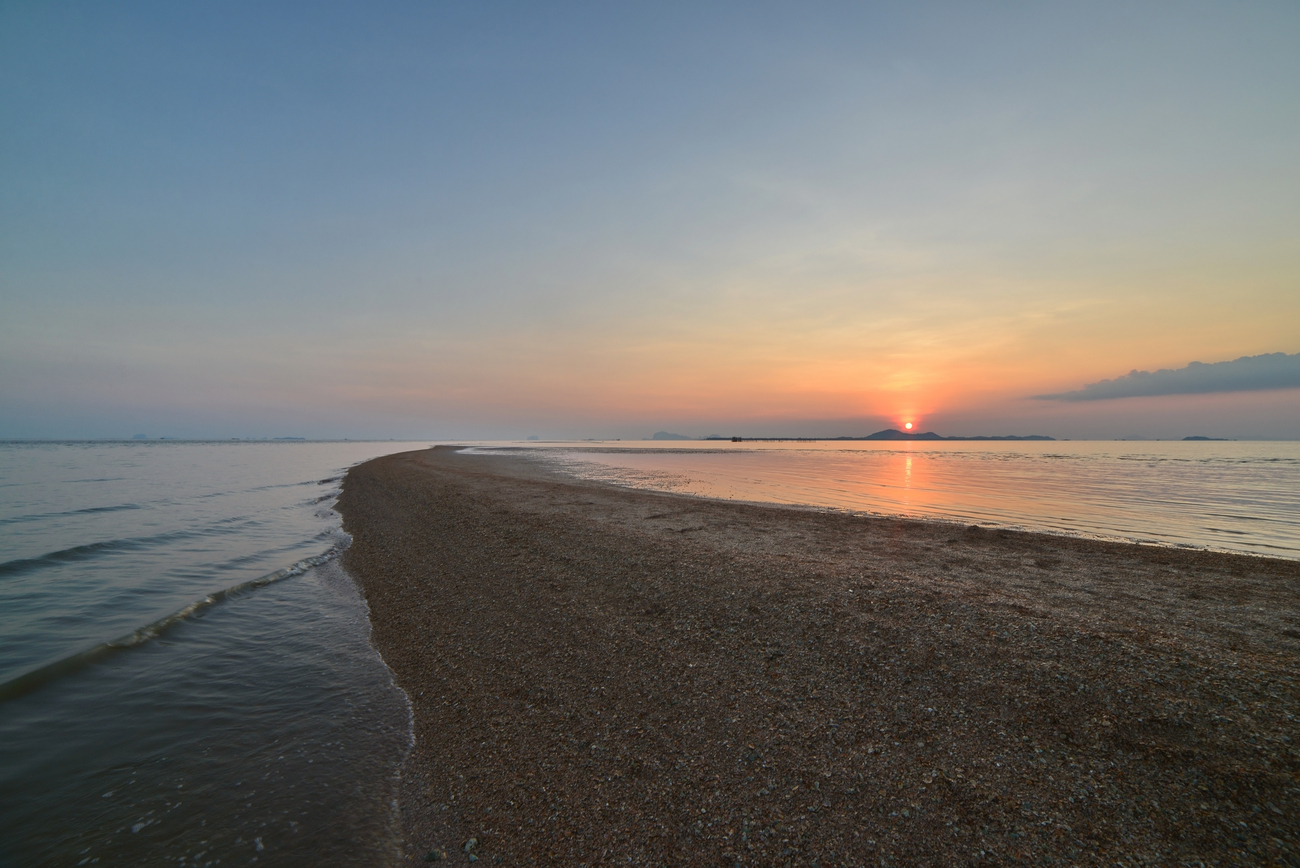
[1182,435,1229,441]
[702,430,1057,442]
[651,431,693,441]
[861,429,1055,441]
[860,429,945,440]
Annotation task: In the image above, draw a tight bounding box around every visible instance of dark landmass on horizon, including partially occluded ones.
[859,429,1055,441]
[718,429,1056,442]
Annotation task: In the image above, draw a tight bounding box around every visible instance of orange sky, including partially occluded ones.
[2,4,1298,439]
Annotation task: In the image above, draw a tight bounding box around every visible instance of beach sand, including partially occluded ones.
[337,446,1299,866]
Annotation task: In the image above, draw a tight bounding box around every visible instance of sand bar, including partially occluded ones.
[337,446,1299,866]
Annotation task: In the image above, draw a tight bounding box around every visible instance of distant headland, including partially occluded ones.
[855,429,1055,441]
[653,429,1055,442]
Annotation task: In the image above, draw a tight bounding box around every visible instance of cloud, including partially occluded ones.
[1035,352,1300,401]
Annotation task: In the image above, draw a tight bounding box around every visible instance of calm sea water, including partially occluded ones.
[0,441,425,867]
[512,440,1300,559]
[3,438,1296,866]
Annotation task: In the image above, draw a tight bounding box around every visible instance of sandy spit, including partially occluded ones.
[336,446,1300,867]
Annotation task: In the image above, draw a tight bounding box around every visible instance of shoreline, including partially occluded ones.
[337,446,1299,866]
[481,444,1293,563]
[475,441,1300,562]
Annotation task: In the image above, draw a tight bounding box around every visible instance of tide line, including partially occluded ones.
[0,545,348,704]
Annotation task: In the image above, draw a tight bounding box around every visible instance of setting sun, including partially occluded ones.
[905,422,913,430]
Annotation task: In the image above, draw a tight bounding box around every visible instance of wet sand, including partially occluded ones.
[336,446,1300,866]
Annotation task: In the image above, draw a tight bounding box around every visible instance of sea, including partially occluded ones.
[522,440,1300,559]
[0,441,427,868]
[2,438,1297,867]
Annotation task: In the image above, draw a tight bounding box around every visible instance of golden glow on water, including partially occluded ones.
[518,440,1300,559]
[903,455,913,505]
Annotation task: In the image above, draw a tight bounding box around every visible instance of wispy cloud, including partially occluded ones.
[1035,352,1300,401]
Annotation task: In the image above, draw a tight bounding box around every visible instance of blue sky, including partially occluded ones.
[3,2,1298,439]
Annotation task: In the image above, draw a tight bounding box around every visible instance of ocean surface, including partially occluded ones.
[3,438,1297,866]
[0,441,426,867]
[513,440,1300,559]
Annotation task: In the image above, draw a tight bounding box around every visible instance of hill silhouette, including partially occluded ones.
[860,429,1054,441]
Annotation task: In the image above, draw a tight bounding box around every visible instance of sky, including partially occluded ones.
[2,2,1298,440]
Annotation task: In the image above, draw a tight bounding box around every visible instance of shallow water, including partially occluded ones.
[0,441,424,867]
[4,437,1295,864]
[505,440,1300,559]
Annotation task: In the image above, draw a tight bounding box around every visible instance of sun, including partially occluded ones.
[904,422,913,430]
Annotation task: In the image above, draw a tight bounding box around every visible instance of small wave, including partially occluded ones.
[1204,512,1291,524]
[0,537,163,578]
[0,545,348,704]
[0,523,265,579]
[0,503,144,528]
[248,480,322,493]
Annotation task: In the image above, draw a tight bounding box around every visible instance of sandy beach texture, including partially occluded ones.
[337,446,1299,866]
